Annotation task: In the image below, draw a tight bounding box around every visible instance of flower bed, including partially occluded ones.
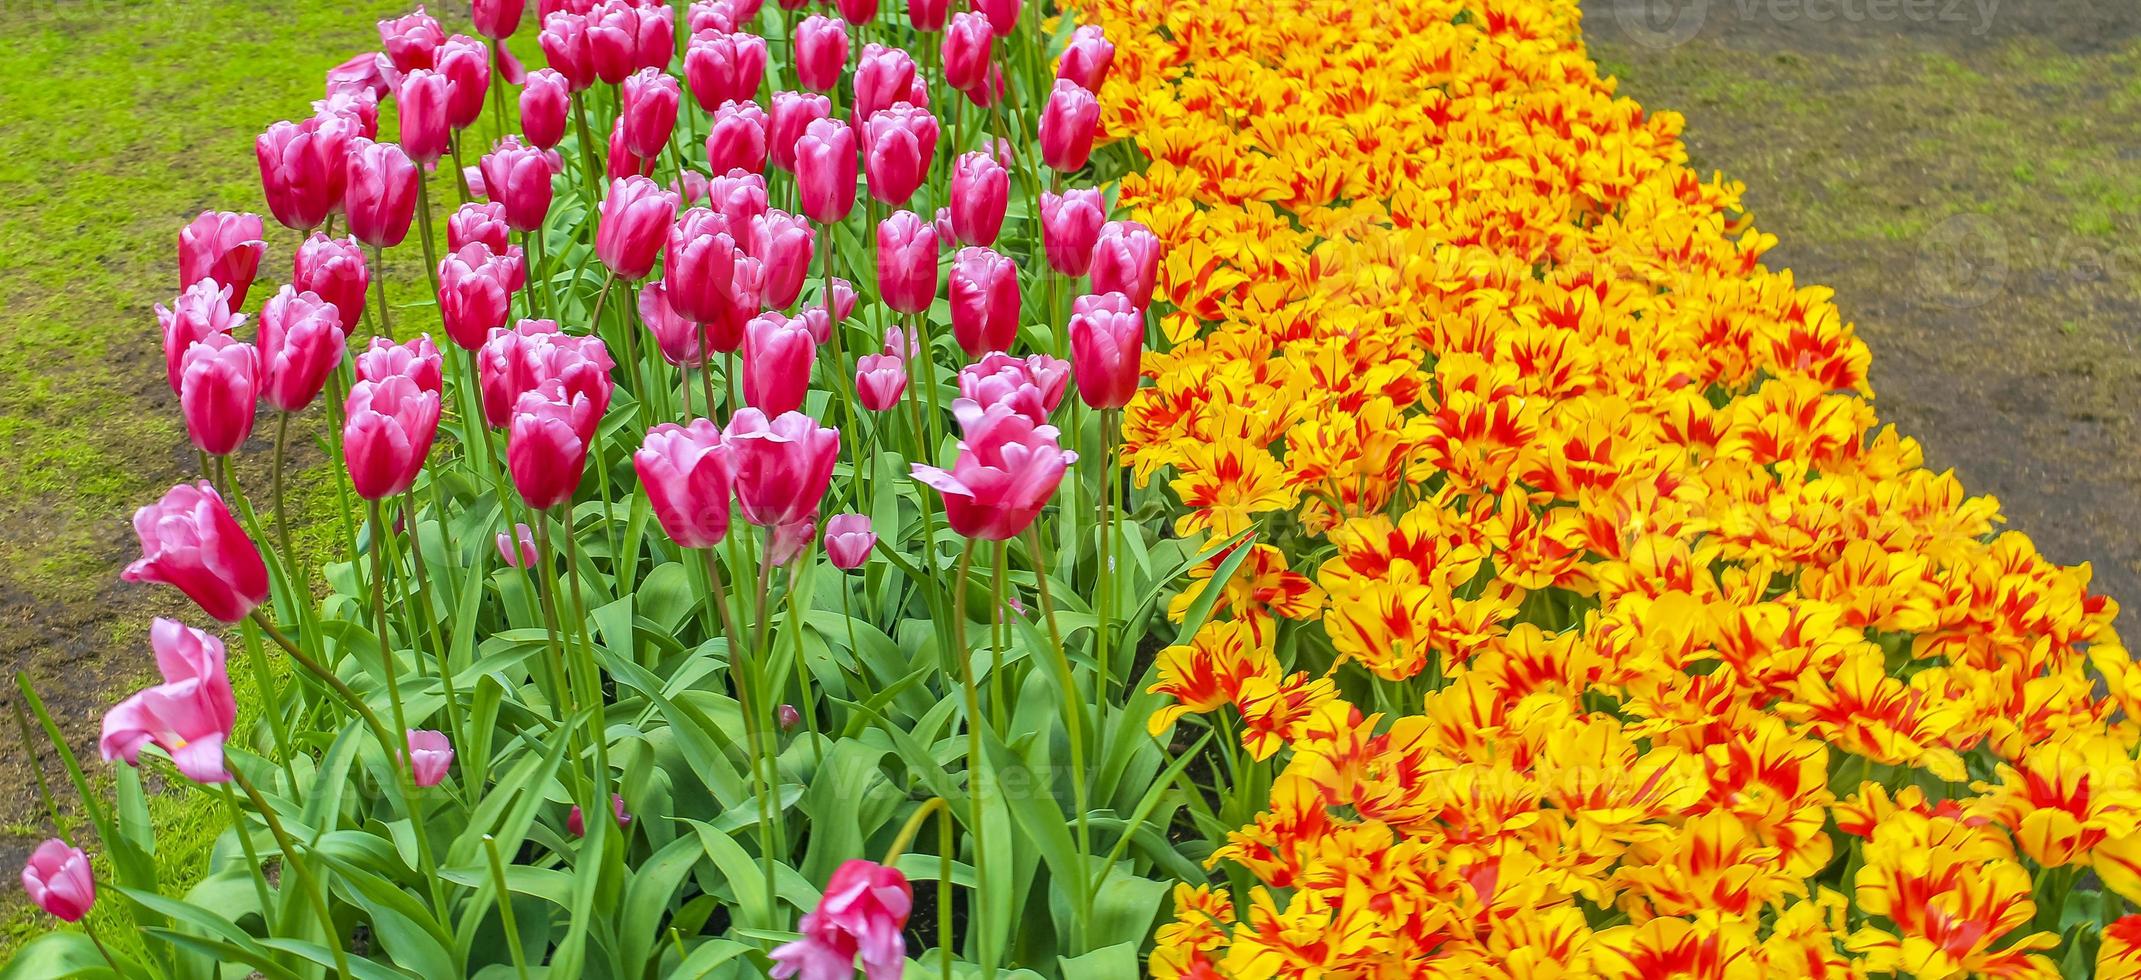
[9,0,2140,977]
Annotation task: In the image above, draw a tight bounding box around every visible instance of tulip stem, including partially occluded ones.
[402,490,467,769]
[414,177,445,301]
[529,517,593,805]
[230,767,355,980]
[369,245,397,340]
[448,133,474,205]
[716,537,779,927]
[784,570,825,771]
[571,94,604,205]
[217,782,278,948]
[80,920,124,979]
[367,502,413,742]
[247,612,399,760]
[820,220,864,507]
[1024,526,1092,940]
[483,834,534,980]
[882,797,948,864]
[270,412,298,587]
[989,541,1007,732]
[948,540,993,973]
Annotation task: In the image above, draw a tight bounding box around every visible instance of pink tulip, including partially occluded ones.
[639,280,705,365]
[883,324,921,359]
[380,7,446,72]
[596,175,678,279]
[406,729,454,786]
[706,99,770,175]
[1058,24,1114,90]
[983,138,1015,170]
[743,312,817,416]
[327,52,394,100]
[346,138,422,248]
[636,419,735,548]
[498,522,538,567]
[20,840,93,923]
[1089,221,1160,310]
[769,860,912,980]
[959,350,1069,422]
[1039,79,1100,173]
[478,321,613,427]
[178,212,266,311]
[914,402,1074,540]
[707,171,770,229]
[157,281,245,394]
[948,246,1019,356]
[793,15,848,92]
[257,114,357,232]
[357,334,447,392]
[474,0,529,38]
[686,31,768,111]
[850,45,919,127]
[623,1,677,71]
[768,517,817,566]
[861,102,936,206]
[568,794,631,836]
[666,208,751,327]
[854,353,907,411]
[751,209,815,309]
[438,34,494,130]
[823,513,873,569]
[970,0,1019,34]
[522,67,575,145]
[509,380,597,508]
[396,69,454,166]
[621,67,681,159]
[179,336,260,457]
[316,88,382,141]
[97,618,239,786]
[604,114,656,180]
[293,233,372,331]
[959,60,1006,109]
[481,136,558,232]
[439,243,524,349]
[940,11,993,92]
[1069,291,1143,410]
[794,119,857,226]
[345,374,442,500]
[689,0,755,32]
[123,482,270,623]
[800,277,856,343]
[909,0,949,30]
[833,0,877,25]
[258,286,348,413]
[449,201,514,253]
[777,703,801,729]
[948,152,1008,246]
[724,408,838,527]
[539,11,599,90]
[875,210,938,314]
[1040,187,1105,276]
[769,91,831,171]
[584,3,641,83]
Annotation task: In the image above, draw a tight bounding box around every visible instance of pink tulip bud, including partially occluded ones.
[345,138,422,248]
[20,840,93,923]
[356,334,446,390]
[522,67,574,146]
[1058,23,1114,90]
[597,175,679,280]
[724,408,838,528]
[770,861,912,980]
[327,52,394,101]
[1069,291,1142,410]
[568,794,631,836]
[448,202,513,253]
[396,69,454,166]
[509,380,598,509]
[666,208,751,328]
[179,336,260,457]
[769,91,831,172]
[123,482,270,623]
[540,12,599,90]
[621,67,681,159]
[823,513,874,569]
[862,102,937,207]
[970,0,1019,34]
[768,517,817,566]
[686,31,768,111]
[940,11,992,92]
[876,210,938,314]
[748,209,815,310]
[706,99,770,175]
[743,311,817,416]
[407,729,454,787]
[777,703,802,729]
[854,352,907,412]
[636,419,735,548]
[259,286,349,413]
[960,350,1068,422]
[178,212,266,311]
[158,281,245,393]
[883,324,920,359]
[850,44,917,125]
[639,280,704,365]
[1039,79,1100,173]
[345,374,442,500]
[909,0,949,30]
[257,114,357,232]
[794,119,857,226]
[1040,187,1105,276]
[480,136,558,232]
[315,88,382,140]
[948,152,1008,246]
[380,7,447,72]
[914,402,1074,540]
[474,0,529,38]
[1089,220,1161,310]
[293,233,372,328]
[793,15,849,92]
[439,243,524,349]
[438,35,494,130]
[800,277,856,342]
[948,246,1020,357]
[497,522,539,567]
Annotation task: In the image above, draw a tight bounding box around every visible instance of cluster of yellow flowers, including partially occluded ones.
[1065,0,2141,975]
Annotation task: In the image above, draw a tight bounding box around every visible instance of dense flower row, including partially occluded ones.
[1061,0,2141,976]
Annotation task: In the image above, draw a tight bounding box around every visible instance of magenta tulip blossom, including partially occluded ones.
[438,34,493,129]
[480,136,558,232]
[949,151,1008,246]
[477,320,614,427]
[960,61,1007,109]
[178,211,266,311]
[397,69,453,166]
[851,43,917,124]
[686,31,768,112]
[794,118,857,226]
[98,618,240,785]
[751,209,816,309]
[621,67,681,159]
[20,840,93,923]
[522,67,574,146]
[1039,187,1105,276]
[706,99,770,175]
[1068,291,1143,410]
[667,209,752,327]
[438,242,524,350]
[380,6,447,73]
[909,0,949,30]
[1088,220,1161,309]
[914,401,1076,541]
[635,419,736,548]
[539,11,599,90]
[509,380,598,509]
[293,233,372,328]
[639,280,703,366]
[568,794,631,837]
[875,210,939,314]
[1038,79,1100,173]
[327,51,394,100]
[940,10,992,91]
[707,171,770,229]
[823,513,874,569]
[769,91,831,172]
[959,350,1069,422]
[344,374,442,500]
[497,522,538,567]
[606,115,657,180]
[346,138,422,249]
[768,517,817,567]
[157,280,245,394]
[793,15,849,92]
[724,408,838,528]
[743,311,818,417]
[122,481,270,623]
[356,334,446,391]
[179,336,260,457]
[801,277,856,343]
[769,860,912,980]
[408,729,454,787]
[970,0,1019,34]
[473,0,528,38]
[862,102,937,207]
[855,353,907,412]
[449,201,514,253]
[949,246,1020,357]
[596,175,678,279]
[1057,24,1115,91]
[258,285,348,413]
[316,88,382,141]
[257,114,357,232]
